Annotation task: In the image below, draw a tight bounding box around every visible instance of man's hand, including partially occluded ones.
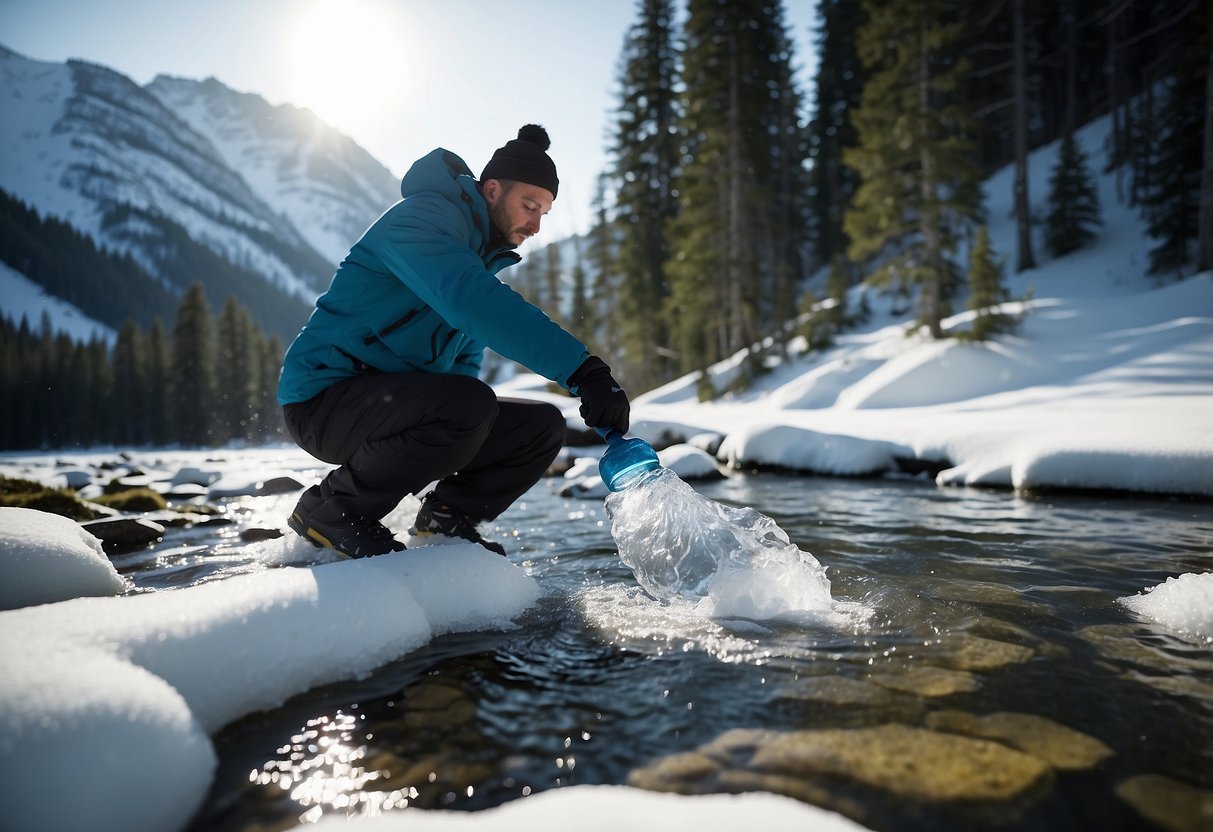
[568,356,630,434]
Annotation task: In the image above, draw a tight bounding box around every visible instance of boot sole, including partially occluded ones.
[288,514,354,559]
[288,512,323,548]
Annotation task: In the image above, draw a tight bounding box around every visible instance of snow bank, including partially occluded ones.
[0,641,215,832]
[0,507,130,609]
[304,784,867,831]
[718,424,897,477]
[657,444,721,479]
[1120,573,1213,642]
[0,518,541,832]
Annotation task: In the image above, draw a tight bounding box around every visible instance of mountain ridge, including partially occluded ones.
[0,45,400,340]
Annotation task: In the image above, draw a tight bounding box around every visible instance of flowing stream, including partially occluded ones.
[104,472,1212,832]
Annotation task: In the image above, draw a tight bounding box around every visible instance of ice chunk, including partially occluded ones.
[1120,572,1213,642]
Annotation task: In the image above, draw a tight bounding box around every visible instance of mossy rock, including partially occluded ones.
[0,476,48,496]
[0,476,104,520]
[92,487,168,512]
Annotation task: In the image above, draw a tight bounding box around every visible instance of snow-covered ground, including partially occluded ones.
[0,114,1210,832]
[609,115,1212,500]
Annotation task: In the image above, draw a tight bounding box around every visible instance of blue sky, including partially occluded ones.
[1,0,819,238]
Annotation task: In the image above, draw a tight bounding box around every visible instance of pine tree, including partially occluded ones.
[666,0,810,374]
[10,316,37,448]
[1139,6,1209,278]
[82,336,113,446]
[964,225,1016,341]
[146,318,172,446]
[58,335,85,446]
[844,0,983,338]
[216,296,257,443]
[825,254,851,331]
[585,173,622,365]
[807,0,866,271]
[1201,48,1213,273]
[1009,0,1036,272]
[111,319,147,445]
[543,242,564,327]
[568,239,595,350]
[1045,130,1102,258]
[253,334,285,442]
[609,0,681,389]
[171,283,217,446]
[508,256,541,307]
[0,318,15,449]
[41,317,75,447]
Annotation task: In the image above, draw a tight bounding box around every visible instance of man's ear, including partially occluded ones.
[482,178,502,205]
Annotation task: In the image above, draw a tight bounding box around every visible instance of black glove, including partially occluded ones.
[568,356,630,434]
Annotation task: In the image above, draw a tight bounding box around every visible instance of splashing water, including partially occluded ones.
[604,468,833,620]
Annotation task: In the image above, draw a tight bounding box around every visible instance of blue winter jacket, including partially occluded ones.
[277,148,589,405]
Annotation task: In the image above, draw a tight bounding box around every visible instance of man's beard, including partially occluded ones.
[488,200,524,244]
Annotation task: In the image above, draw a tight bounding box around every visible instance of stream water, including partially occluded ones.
[105,471,1210,831]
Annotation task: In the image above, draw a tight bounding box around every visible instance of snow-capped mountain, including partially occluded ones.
[146,75,399,267]
[0,45,400,339]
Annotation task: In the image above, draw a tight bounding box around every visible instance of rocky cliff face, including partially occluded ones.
[0,45,400,336]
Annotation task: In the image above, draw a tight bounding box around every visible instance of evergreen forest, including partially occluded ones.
[1,284,285,450]
[1,0,1209,449]
[517,0,1210,397]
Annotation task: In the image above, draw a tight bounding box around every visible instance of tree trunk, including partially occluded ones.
[1065,0,1078,133]
[726,34,746,355]
[918,18,943,338]
[1013,0,1036,272]
[1200,49,1213,272]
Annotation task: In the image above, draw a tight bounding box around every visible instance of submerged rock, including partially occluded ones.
[1117,774,1213,832]
[868,665,980,697]
[1079,624,1213,701]
[629,723,1052,809]
[945,634,1035,671]
[778,674,905,707]
[926,711,1113,770]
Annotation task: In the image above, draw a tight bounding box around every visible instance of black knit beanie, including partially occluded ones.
[480,124,559,199]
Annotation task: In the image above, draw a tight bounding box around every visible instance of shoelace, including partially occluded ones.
[429,508,479,540]
[339,515,404,553]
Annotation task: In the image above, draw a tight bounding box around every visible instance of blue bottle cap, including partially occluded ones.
[598,430,661,492]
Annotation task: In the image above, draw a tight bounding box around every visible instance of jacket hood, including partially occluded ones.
[399,148,494,251]
[400,148,475,201]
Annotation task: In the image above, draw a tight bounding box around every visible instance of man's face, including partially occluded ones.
[484,179,554,246]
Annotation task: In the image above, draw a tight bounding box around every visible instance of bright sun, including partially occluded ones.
[290,0,409,130]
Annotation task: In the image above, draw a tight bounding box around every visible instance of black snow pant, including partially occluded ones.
[283,372,566,522]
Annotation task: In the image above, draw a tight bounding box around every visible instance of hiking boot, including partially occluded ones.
[409,495,507,556]
[291,494,405,558]
[287,485,324,545]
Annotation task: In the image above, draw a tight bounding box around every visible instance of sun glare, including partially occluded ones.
[290,0,409,131]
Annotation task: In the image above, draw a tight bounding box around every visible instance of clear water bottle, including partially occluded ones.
[597,429,661,492]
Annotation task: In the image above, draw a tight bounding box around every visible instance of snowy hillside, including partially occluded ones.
[0,261,114,344]
[146,75,399,267]
[619,114,1213,498]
